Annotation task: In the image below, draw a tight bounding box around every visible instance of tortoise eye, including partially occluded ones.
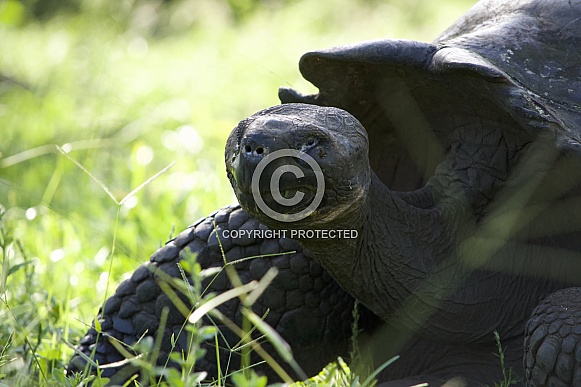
[307,138,316,146]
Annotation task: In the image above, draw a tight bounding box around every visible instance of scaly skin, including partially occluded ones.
[68,204,380,383]
[525,288,581,386]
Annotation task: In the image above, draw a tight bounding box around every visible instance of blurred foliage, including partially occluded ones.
[2,0,298,26]
[0,0,477,382]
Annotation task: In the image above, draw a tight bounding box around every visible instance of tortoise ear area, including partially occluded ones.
[430,47,510,83]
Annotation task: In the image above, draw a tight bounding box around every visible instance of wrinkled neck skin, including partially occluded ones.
[299,171,465,324]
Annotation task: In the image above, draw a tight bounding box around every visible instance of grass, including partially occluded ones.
[490,331,520,387]
[0,0,477,385]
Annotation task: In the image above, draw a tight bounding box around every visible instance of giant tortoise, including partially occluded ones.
[69,0,581,385]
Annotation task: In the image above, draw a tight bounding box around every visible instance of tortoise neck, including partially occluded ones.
[301,172,455,321]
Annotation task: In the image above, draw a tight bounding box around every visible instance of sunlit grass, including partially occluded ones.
[0,0,476,384]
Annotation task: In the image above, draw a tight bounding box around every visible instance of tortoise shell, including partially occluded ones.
[280,0,581,191]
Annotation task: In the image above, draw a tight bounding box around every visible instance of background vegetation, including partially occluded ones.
[0,0,476,384]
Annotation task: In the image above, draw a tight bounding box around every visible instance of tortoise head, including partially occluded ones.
[226,103,370,229]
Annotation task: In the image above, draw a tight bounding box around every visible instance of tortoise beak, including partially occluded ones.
[226,125,319,218]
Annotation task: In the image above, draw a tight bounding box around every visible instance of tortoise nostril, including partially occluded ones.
[242,142,267,157]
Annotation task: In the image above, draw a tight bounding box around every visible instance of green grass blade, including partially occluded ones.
[119,161,175,206]
[361,355,399,387]
[188,281,258,324]
[56,145,118,205]
[242,308,307,380]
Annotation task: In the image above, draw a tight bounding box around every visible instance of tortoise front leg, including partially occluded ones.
[68,204,377,383]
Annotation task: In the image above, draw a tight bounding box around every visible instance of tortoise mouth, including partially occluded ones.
[233,187,319,216]
[227,154,320,209]
[225,146,325,222]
